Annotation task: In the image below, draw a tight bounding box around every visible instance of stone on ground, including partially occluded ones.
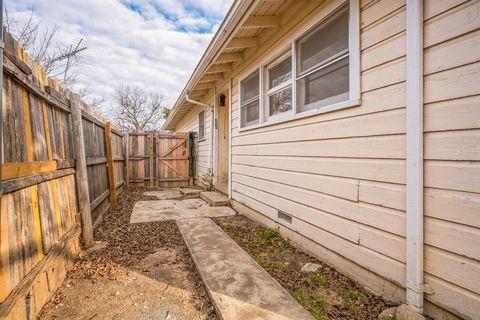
[130,199,236,223]
[86,241,109,253]
[378,306,398,319]
[300,262,322,272]
[144,189,182,200]
[395,304,425,320]
[200,191,230,206]
[177,218,314,320]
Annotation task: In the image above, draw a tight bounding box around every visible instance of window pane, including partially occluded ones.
[241,99,259,127]
[269,87,292,116]
[198,111,205,139]
[297,7,348,74]
[296,56,349,113]
[241,71,259,102]
[269,57,292,89]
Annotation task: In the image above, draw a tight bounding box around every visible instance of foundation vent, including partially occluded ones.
[277,211,292,224]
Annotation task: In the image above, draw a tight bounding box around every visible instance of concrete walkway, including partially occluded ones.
[130,199,236,223]
[177,218,314,320]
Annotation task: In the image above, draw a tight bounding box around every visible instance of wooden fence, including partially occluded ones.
[82,109,125,225]
[0,31,126,320]
[127,131,191,187]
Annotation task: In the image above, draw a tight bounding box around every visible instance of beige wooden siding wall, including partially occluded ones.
[228,0,479,319]
[421,1,480,319]
[175,102,213,179]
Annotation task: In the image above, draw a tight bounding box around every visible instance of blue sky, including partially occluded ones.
[5,0,233,114]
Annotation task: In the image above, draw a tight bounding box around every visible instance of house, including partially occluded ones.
[163,0,480,319]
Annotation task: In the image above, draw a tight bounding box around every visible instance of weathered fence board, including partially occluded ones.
[0,31,125,320]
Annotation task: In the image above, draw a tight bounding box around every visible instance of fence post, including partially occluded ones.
[125,132,129,186]
[105,122,116,205]
[149,131,154,188]
[70,94,94,248]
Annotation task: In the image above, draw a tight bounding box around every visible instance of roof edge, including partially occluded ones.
[163,0,256,130]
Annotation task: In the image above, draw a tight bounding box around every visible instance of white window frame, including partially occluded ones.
[239,69,261,128]
[238,0,360,132]
[263,50,294,122]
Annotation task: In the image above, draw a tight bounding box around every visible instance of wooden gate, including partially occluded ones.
[127,131,191,187]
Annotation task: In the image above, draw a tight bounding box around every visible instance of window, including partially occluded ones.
[238,1,359,131]
[198,111,205,140]
[266,53,293,118]
[296,5,349,113]
[240,70,260,127]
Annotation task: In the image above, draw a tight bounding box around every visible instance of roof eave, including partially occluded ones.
[163,0,256,130]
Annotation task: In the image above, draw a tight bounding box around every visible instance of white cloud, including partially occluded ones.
[5,0,233,116]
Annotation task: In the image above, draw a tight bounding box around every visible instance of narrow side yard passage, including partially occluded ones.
[38,187,399,320]
[39,187,217,320]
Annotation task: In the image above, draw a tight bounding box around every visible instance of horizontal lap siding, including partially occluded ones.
[231,0,409,303]
[175,102,213,179]
[422,1,480,319]
[229,0,480,318]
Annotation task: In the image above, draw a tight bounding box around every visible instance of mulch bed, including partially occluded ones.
[215,215,396,320]
[39,186,217,319]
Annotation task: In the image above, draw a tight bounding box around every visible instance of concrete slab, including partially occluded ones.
[130,199,236,223]
[143,189,182,200]
[180,188,202,196]
[200,191,230,207]
[177,218,314,320]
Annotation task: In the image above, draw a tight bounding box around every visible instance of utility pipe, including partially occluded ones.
[185,94,214,171]
[405,0,424,313]
[211,88,216,171]
[227,78,233,199]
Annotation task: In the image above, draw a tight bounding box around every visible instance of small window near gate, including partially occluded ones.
[198,111,205,140]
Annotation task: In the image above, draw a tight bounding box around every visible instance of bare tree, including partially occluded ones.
[111,86,168,131]
[4,4,91,87]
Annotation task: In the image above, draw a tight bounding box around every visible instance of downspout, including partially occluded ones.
[406,0,424,313]
[0,0,4,201]
[185,94,214,171]
[211,88,216,171]
[228,78,233,199]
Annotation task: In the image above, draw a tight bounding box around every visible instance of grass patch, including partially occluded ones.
[379,316,396,320]
[311,274,328,286]
[254,256,288,270]
[292,292,328,320]
[345,289,365,300]
[347,302,365,314]
[257,229,283,244]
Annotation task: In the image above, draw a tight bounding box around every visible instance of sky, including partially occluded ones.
[6,0,233,114]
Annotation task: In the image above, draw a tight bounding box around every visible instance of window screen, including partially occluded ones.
[267,55,293,117]
[296,6,349,113]
[198,111,205,140]
[240,70,260,127]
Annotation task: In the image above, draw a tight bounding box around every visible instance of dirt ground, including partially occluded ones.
[39,186,217,320]
[214,215,397,320]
